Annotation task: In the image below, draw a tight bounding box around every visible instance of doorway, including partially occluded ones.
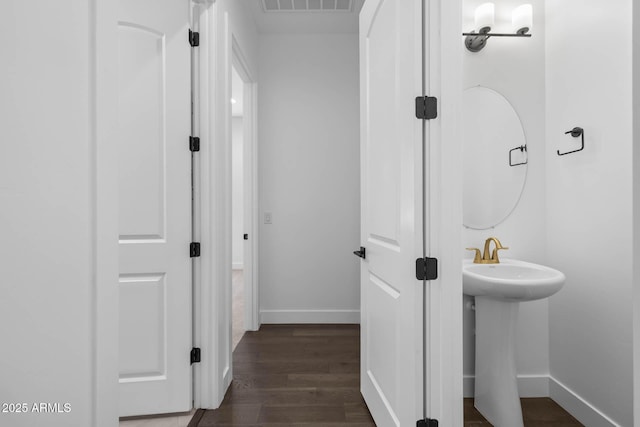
[191,1,462,424]
[231,40,258,339]
[231,64,246,350]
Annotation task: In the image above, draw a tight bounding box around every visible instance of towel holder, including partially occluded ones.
[509,145,527,167]
[558,127,584,156]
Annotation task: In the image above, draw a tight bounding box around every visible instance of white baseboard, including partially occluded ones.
[260,309,360,324]
[463,374,549,398]
[549,376,620,427]
[232,262,243,270]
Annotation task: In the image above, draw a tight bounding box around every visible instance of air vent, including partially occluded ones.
[262,0,353,12]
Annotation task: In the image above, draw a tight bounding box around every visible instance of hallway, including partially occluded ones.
[189,325,375,426]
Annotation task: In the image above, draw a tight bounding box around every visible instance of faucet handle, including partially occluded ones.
[466,247,482,263]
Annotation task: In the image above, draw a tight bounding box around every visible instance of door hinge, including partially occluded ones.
[190,347,201,364]
[190,242,201,258]
[189,29,200,47]
[416,257,438,280]
[415,96,438,120]
[189,136,200,152]
[417,419,438,427]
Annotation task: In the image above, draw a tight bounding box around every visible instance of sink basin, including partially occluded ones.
[463,258,565,301]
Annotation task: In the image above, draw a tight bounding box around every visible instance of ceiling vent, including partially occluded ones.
[261,0,353,12]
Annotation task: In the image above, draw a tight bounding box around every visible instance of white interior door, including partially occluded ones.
[117,0,192,417]
[359,0,424,425]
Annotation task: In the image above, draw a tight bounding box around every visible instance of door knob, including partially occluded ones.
[353,246,366,259]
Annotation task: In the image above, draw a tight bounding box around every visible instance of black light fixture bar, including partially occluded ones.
[462,32,531,37]
[463,30,531,52]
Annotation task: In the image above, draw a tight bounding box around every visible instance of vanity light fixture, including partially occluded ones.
[463,3,532,52]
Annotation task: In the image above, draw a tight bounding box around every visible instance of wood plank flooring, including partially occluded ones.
[191,324,375,427]
[232,269,245,350]
[190,324,584,427]
[464,398,584,426]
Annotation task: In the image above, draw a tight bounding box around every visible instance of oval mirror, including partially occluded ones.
[463,86,527,229]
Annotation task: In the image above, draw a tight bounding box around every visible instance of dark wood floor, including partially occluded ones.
[464,397,584,426]
[191,324,375,426]
[189,324,583,427]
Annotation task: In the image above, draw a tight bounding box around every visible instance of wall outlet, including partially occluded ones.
[264,212,272,224]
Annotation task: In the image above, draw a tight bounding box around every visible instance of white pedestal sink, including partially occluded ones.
[463,258,565,427]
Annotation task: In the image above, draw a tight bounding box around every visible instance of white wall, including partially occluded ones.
[225,1,259,82]
[462,0,549,397]
[232,117,244,268]
[546,1,633,425]
[258,34,360,323]
[0,1,117,426]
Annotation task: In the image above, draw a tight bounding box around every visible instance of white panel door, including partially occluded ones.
[359,0,424,426]
[117,0,192,417]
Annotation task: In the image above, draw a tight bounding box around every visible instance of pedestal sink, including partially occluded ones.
[463,258,565,427]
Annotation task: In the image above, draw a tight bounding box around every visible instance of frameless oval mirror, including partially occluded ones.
[463,86,527,229]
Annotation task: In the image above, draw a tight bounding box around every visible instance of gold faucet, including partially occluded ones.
[466,237,509,264]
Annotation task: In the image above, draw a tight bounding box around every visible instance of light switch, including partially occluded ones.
[264,212,272,224]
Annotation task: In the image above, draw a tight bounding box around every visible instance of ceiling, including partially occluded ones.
[243,0,366,34]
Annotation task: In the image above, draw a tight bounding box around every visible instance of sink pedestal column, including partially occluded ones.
[474,296,524,427]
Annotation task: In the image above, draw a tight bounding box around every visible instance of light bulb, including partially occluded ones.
[512,4,532,35]
[475,3,495,33]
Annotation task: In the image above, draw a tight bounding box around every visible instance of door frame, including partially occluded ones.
[232,37,260,334]
[192,0,229,409]
[95,0,120,424]
[192,1,260,410]
[423,0,463,424]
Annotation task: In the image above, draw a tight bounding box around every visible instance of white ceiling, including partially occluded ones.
[243,0,365,34]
